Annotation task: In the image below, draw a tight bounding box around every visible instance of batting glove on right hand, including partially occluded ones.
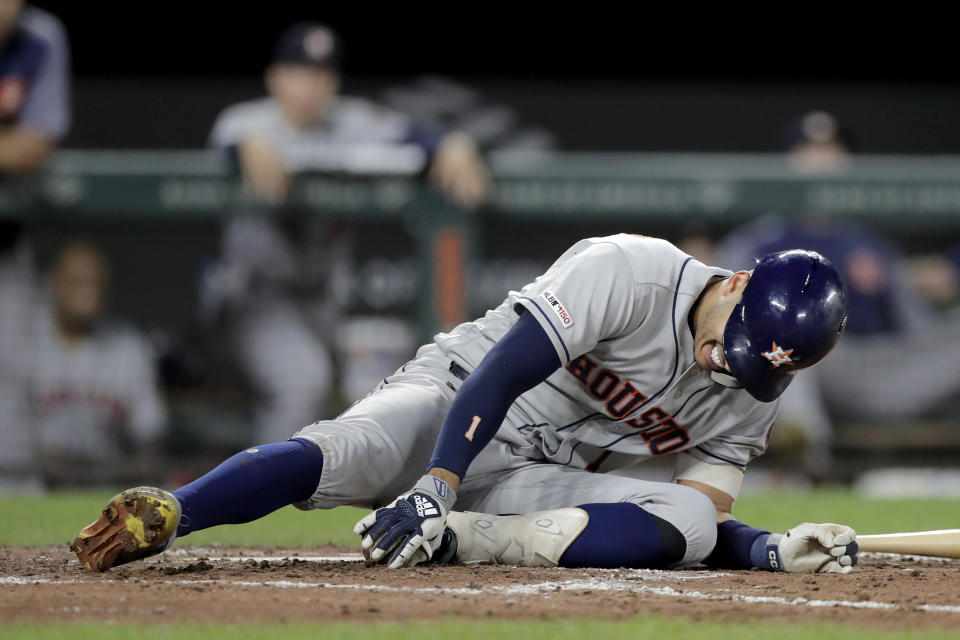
[766,522,858,573]
[353,475,456,569]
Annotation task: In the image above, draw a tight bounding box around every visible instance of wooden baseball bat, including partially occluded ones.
[857,529,960,559]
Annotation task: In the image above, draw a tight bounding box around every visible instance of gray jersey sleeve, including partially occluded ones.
[686,400,779,470]
[671,400,777,500]
[513,241,639,364]
[18,8,71,140]
[208,100,271,150]
[208,107,247,149]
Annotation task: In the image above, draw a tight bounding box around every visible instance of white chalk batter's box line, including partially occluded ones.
[154,551,957,564]
[3,554,959,616]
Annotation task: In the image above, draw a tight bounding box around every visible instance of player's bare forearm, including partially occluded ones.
[427,467,462,492]
[429,132,490,209]
[0,127,53,172]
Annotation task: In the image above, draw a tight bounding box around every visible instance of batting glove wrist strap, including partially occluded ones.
[353,475,457,569]
[412,474,457,512]
[761,533,785,571]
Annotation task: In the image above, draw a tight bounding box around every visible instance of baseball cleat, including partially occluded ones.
[70,486,180,572]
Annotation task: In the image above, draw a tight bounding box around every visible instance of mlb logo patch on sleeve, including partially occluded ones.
[541,289,574,328]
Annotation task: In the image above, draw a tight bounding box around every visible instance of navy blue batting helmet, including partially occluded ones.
[722,250,848,402]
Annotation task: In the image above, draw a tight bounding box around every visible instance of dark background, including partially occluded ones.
[25,3,959,82]
[28,2,960,152]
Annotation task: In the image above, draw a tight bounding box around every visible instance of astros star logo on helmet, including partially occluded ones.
[762,342,794,368]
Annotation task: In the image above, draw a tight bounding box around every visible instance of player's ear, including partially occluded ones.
[735,270,751,291]
[724,271,751,296]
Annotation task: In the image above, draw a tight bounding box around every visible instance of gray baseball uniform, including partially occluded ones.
[209,96,426,172]
[293,235,779,566]
[1,6,72,140]
[28,304,166,462]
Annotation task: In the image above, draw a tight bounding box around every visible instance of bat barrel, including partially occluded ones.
[857,529,960,559]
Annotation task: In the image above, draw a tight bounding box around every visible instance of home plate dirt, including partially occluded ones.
[1,546,958,630]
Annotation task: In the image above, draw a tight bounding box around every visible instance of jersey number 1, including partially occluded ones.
[465,416,482,442]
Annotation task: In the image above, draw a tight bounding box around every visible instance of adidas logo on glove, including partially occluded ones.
[413,494,439,517]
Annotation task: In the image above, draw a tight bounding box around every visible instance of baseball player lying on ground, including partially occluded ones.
[72,235,858,574]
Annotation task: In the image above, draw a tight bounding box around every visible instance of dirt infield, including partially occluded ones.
[1,546,958,630]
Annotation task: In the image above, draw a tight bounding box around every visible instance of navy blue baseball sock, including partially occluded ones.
[703,520,771,569]
[172,438,323,537]
[558,503,687,569]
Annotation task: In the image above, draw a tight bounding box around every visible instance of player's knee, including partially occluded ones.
[676,485,719,565]
[637,484,717,567]
[648,512,687,567]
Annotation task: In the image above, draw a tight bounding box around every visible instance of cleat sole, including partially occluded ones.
[70,487,180,572]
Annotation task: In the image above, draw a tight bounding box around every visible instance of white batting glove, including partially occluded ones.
[353,475,456,569]
[766,522,859,573]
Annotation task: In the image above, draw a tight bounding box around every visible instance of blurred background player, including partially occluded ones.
[202,22,490,443]
[716,111,960,480]
[26,241,166,487]
[0,0,70,491]
[0,0,69,172]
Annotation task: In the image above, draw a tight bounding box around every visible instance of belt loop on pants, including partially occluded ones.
[449,361,470,382]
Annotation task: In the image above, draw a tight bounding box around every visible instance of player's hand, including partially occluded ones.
[238,136,291,205]
[429,132,491,210]
[768,522,858,573]
[353,475,456,569]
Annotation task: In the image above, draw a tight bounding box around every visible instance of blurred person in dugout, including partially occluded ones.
[202,22,490,443]
[0,0,70,491]
[714,111,960,480]
[20,241,167,488]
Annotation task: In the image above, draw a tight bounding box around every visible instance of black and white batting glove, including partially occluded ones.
[353,475,456,569]
[765,523,859,573]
